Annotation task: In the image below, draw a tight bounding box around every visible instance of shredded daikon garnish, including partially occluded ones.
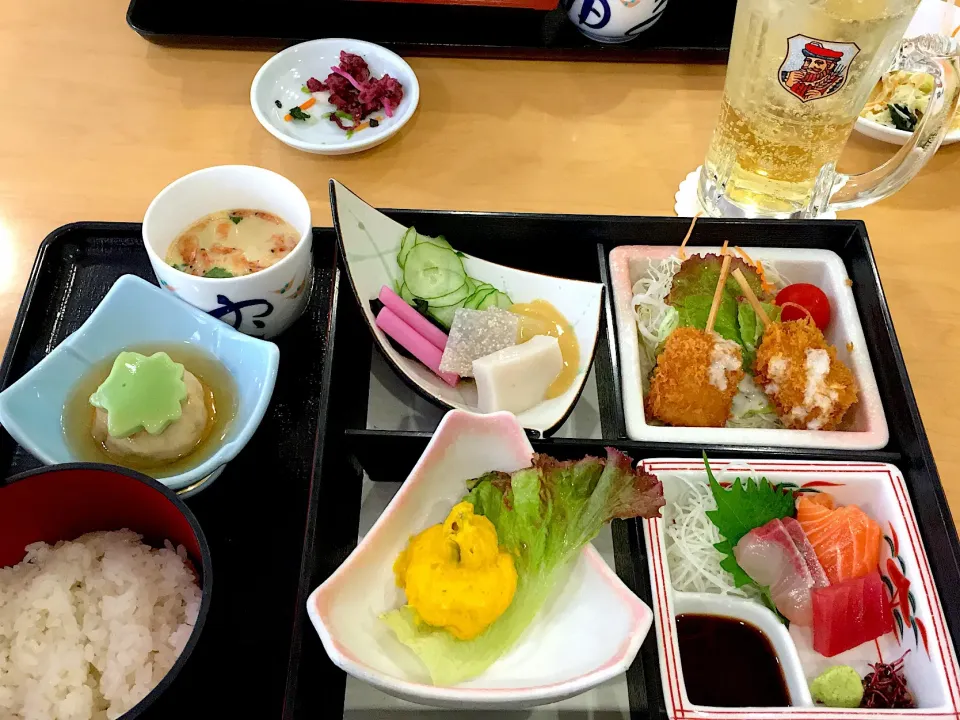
[663,474,759,597]
[631,256,682,381]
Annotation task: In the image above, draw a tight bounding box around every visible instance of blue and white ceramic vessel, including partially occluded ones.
[565,0,669,44]
[0,275,280,495]
[143,165,314,339]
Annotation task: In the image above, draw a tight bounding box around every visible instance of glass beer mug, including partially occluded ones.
[697,0,960,218]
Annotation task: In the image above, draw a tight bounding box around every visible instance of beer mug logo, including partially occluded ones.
[778,35,860,103]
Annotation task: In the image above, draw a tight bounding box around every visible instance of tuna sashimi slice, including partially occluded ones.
[735,518,818,626]
[812,570,894,657]
[782,516,830,589]
[797,497,882,584]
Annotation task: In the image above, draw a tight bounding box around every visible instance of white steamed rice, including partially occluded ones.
[0,530,201,720]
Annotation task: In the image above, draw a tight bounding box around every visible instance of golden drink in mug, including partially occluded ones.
[698,0,960,218]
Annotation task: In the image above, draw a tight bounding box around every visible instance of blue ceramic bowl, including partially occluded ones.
[0,275,279,494]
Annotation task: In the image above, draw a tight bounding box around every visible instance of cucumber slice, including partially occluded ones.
[428,281,471,308]
[477,292,499,311]
[398,228,417,269]
[428,304,459,329]
[416,233,453,251]
[464,288,495,310]
[404,243,466,299]
[463,277,477,295]
[399,283,415,304]
[494,292,513,309]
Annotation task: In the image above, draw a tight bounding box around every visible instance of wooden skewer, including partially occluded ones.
[732,268,772,329]
[706,254,733,334]
[677,213,700,260]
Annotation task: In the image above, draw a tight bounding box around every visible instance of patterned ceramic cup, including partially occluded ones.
[564,0,669,43]
[143,165,313,339]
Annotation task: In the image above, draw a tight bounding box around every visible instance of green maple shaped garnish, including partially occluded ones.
[89,351,187,438]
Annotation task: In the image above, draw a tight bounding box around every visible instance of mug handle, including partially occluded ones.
[825,39,960,214]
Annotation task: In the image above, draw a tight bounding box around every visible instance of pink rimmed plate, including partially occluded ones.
[643,458,960,720]
[306,410,652,709]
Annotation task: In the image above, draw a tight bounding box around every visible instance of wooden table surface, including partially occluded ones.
[3,0,959,510]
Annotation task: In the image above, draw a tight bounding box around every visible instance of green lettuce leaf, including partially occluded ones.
[381,449,664,685]
[665,255,771,349]
[737,301,781,369]
[674,293,741,345]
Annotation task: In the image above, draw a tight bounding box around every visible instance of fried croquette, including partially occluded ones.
[646,327,744,427]
[754,318,857,430]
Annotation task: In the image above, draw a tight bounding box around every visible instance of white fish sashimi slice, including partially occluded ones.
[734,519,817,626]
[782,516,829,589]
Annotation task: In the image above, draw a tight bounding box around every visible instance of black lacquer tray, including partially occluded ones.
[3,215,958,719]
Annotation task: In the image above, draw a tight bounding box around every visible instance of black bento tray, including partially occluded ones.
[126,0,734,63]
[3,215,960,719]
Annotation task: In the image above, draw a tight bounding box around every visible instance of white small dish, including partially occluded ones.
[306,409,653,709]
[143,165,314,339]
[672,593,813,707]
[853,0,960,146]
[609,245,888,449]
[644,458,960,719]
[250,39,419,156]
[0,275,279,494]
[331,179,605,436]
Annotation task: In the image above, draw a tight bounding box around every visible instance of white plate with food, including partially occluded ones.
[854,0,960,146]
[643,455,960,718]
[608,237,887,449]
[250,38,419,155]
[307,409,661,709]
[330,179,604,436]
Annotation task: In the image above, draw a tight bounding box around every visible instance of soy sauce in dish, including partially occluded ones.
[676,613,791,707]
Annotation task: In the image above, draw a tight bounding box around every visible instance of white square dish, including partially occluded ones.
[609,245,888,449]
[643,458,960,720]
[306,409,653,709]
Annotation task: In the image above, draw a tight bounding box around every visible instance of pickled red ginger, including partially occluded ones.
[734,517,829,625]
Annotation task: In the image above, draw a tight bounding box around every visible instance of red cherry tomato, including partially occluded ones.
[775,283,831,330]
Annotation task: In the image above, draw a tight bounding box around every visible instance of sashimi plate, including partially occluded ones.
[643,458,960,719]
[609,244,888,450]
[330,179,604,436]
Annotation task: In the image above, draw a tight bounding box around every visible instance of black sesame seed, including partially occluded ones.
[274,100,282,108]
[369,118,379,128]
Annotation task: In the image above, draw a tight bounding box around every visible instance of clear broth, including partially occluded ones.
[63,343,238,478]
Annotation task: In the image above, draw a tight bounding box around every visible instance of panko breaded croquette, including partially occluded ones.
[754,318,857,430]
[646,327,745,427]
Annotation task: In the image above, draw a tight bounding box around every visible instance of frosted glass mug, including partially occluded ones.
[697,0,960,219]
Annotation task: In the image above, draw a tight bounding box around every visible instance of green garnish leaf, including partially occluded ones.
[667,255,771,349]
[171,263,188,271]
[888,103,917,132]
[335,110,354,121]
[301,85,310,93]
[228,214,243,225]
[382,449,664,685]
[288,106,311,121]
[412,297,430,315]
[203,267,234,278]
[345,129,354,139]
[703,453,795,587]
[738,301,781,369]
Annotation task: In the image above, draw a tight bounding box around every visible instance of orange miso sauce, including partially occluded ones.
[509,300,580,399]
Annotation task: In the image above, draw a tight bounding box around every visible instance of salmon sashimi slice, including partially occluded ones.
[796,496,882,584]
[806,492,835,510]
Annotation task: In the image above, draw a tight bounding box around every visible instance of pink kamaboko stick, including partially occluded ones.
[375,307,459,387]
[378,285,449,352]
